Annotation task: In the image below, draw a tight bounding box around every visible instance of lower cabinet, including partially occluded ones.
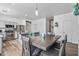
[0,37,2,55]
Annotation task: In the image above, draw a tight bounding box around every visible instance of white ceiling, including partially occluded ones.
[0,3,73,20]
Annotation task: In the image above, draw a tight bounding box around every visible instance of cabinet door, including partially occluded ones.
[0,38,2,54]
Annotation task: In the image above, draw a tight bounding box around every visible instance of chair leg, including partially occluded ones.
[22,48,25,56]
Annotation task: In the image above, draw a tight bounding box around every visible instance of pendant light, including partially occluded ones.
[35,3,38,16]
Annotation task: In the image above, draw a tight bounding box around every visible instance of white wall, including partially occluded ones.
[54,13,78,44]
[77,16,79,44]
[31,18,46,33]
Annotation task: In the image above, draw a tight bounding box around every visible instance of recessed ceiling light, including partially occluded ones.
[0,8,10,15]
[2,8,10,12]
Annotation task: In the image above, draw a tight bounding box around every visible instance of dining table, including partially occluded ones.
[30,35,59,51]
[22,34,61,56]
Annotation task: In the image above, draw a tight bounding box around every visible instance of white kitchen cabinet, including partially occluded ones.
[0,35,3,54]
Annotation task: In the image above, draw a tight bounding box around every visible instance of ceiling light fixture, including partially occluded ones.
[2,8,10,12]
[0,8,10,15]
[35,3,38,16]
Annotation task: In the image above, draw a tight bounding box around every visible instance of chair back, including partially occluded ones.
[22,36,30,56]
[59,34,67,56]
